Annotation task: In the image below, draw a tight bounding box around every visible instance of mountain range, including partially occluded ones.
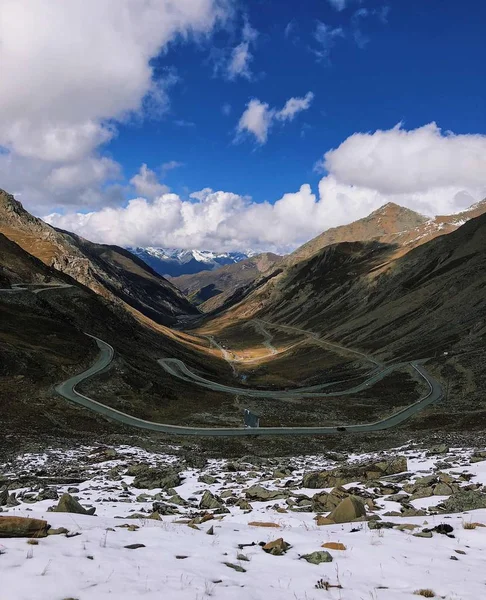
[1,187,485,452]
[127,247,254,278]
[171,199,486,312]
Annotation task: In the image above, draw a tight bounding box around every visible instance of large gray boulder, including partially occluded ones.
[53,493,95,515]
[328,496,366,523]
[440,490,486,513]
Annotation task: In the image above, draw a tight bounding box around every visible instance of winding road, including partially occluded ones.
[2,283,444,436]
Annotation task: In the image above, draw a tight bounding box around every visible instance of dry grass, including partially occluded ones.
[26,539,39,545]
[462,521,477,530]
[414,590,436,598]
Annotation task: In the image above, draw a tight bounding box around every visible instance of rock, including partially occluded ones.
[223,562,246,573]
[315,516,335,526]
[132,467,182,490]
[199,491,223,510]
[47,527,69,536]
[413,531,433,538]
[236,499,252,511]
[6,493,20,507]
[53,493,95,515]
[428,444,449,455]
[152,501,179,515]
[301,551,333,564]
[262,538,291,556]
[248,522,280,528]
[198,475,218,485]
[368,521,395,530]
[302,456,407,489]
[245,485,288,501]
[37,487,59,501]
[0,488,8,506]
[0,516,49,538]
[440,490,486,513]
[124,544,145,550]
[206,526,214,535]
[322,542,346,551]
[433,483,453,496]
[328,496,366,524]
[410,486,434,501]
[311,487,349,512]
[401,508,427,517]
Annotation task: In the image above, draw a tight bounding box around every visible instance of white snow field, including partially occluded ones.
[1,444,486,600]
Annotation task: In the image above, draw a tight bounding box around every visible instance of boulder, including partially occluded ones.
[440,490,486,513]
[328,496,366,524]
[301,551,333,564]
[312,487,349,512]
[302,456,407,489]
[245,485,288,501]
[132,467,182,490]
[53,493,96,515]
[0,516,49,538]
[199,490,223,510]
[322,542,346,551]
[262,537,291,556]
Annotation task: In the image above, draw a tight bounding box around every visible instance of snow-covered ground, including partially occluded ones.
[1,444,486,600]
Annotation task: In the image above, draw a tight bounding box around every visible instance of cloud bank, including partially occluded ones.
[0,0,231,211]
[46,123,486,253]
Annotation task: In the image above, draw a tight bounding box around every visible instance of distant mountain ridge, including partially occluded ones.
[0,189,197,325]
[127,247,254,277]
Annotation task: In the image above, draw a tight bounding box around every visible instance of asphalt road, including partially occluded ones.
[3,282,444,436]
[56,336,443,437]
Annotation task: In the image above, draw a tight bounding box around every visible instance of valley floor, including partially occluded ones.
[1,444,486,599]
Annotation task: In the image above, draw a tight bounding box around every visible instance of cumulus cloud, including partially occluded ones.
[236,93,314,144]
[0,0,231,212]
[319,123,486,195]
[236,99,274,144]
[45,123,486,253]
[130,164,170,199]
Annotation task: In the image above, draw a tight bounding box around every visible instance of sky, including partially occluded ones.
[0,0,485,253]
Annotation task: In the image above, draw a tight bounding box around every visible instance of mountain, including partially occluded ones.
[201,211,486,430]
[192,199,486,316]
[171,252,283,312]
[289,200,486,265]
[127,246,254,277]
[0,190,198,325]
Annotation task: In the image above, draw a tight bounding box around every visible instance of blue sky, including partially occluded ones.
[1,0,486,251]
[109,0,486,204]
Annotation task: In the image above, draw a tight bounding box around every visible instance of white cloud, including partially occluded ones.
[276,92,315,122]
[210,18,258,82]
[45,123,486,253]
[313,22,345,62]
[237,92,314,144]
[161,161,184,175]
[320,123,486,195]
[237,99,274,144]
[130,164,170,199]
[0,0,231,212]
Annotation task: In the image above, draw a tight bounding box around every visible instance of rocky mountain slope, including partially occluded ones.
[174,200,486,314]
[290,199,486,265]
[128,246,253,277]
[172,252,283,312]
[202,212,486,431]
[0,189,198,326]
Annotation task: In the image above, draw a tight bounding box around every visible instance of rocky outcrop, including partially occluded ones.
[302,457,408,489]
[53,493,96,515]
